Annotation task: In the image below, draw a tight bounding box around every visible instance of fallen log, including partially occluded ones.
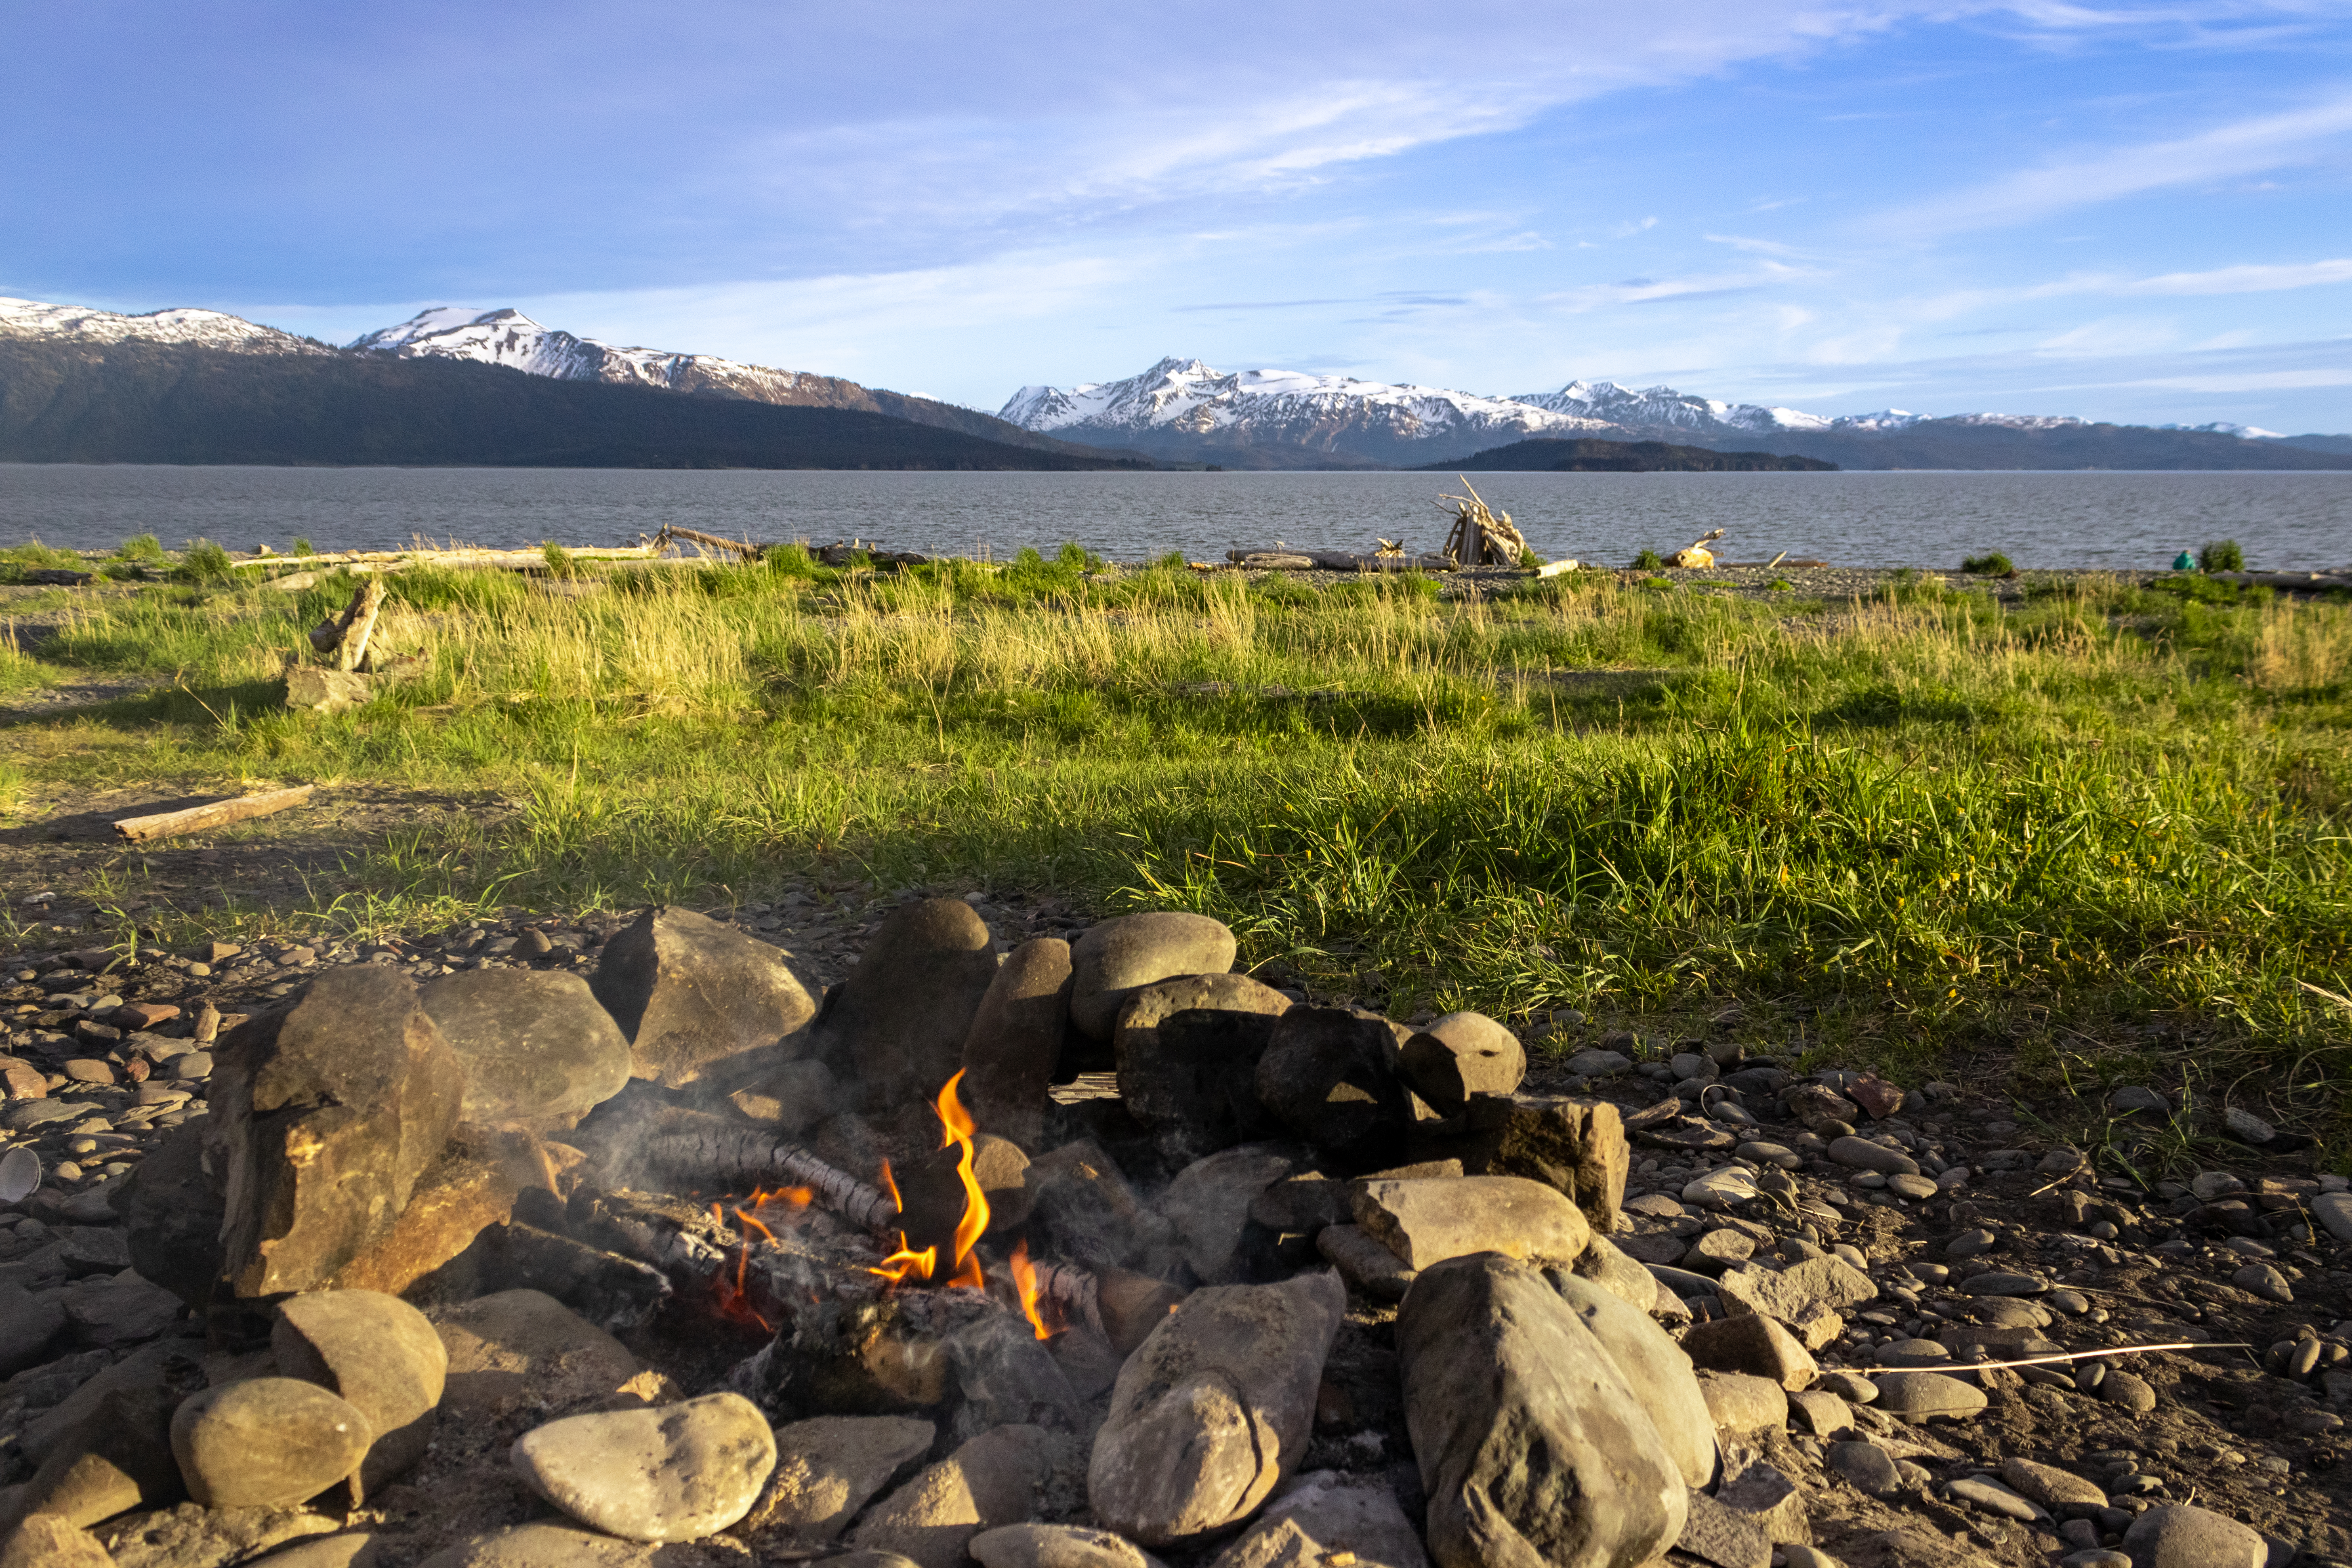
[2207,570,2352,595]
[1223,548,1454,572]
[112,784,317,843]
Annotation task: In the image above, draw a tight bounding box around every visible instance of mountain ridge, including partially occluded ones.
[1005,357,2352,470]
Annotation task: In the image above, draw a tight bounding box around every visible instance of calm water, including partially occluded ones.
[2,465,2346,571]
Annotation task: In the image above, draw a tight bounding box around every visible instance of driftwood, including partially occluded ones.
[1438,477,1530,567]
[1670,528,1727,569]
[2209,570,2352,595]
[652,525,763,561]
[113,784,317,842]
[1224,549,1454,572]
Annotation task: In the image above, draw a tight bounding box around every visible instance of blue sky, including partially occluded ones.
[6,1,2352,430]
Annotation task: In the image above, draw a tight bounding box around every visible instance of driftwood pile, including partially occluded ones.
[1438,477,1530,567]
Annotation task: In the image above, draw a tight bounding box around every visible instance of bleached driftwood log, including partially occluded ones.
[112,785,317,843]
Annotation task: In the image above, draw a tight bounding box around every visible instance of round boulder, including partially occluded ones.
[1398,1012,1525,1117]
[170,1377,372,1509]
[1068,914,1238,1042]
[273,1288,449,1489]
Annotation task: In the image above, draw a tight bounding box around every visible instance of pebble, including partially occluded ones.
[2100,1371,2158,1413]
[1873,1339,1951,1369]
[1960,1270,2047,1296]
[1815,1370,1878,1403]
[2109,1086,2168,1114]
[1946,1476,2046,1523]
[512,1391,777,1541]
[1827,1136,1919,1176]
[2232,1263,2293,1303]
[1886,1173,1938,1199]
[1825,1440,1902,1497]
[1869,1371,1988,1420]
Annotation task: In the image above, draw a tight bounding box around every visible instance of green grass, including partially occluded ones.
[5,559,2349,1149]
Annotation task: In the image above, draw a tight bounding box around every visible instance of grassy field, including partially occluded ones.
[4,544,2349,1148]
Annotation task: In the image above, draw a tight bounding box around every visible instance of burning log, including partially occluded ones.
[632,1113,899,1233]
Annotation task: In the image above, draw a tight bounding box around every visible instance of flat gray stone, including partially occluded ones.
[1355,1175,1589,1270]
[1999,1457,2106,1510]
[512,1392,776,1542]
[1960,1270,2048,1296]
[2233,1263,2293,1303]
[1716,1256,1875,1322]
[1869,1371,1988,1421]
[1696,1370,1786,1436]
[2314,1191,2352,1244]
[740,1415,934,1545]
[1946,1476,2044,1522]
[1827,1137,1918,1177]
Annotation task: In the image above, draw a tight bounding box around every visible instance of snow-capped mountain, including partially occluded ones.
[0,296,323,355]
[1507,379,1832,439]
[348,307,839,404]
[999,357,1618,467]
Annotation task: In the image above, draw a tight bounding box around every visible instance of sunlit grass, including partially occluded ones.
[3,558,2347,1145]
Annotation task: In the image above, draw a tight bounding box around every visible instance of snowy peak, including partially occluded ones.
[1508,379,1832,437]
[349,305,833,403]
[998,357,1616,465]
[0,296,321,355]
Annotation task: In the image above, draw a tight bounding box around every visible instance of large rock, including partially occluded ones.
[1205,1471,1429,1568]
[1695,1370,1787,1436]
[1253,1009,1413,1172]
[738,1416,934,1546]
[20,1341,199,1467]
[512,1393,776,1542]
[2120,1503,2267,1568]
[1410,1096,1627,1233]
[1114,974,1291,1157]
[212,970,466,1298]
[1548,1271,1715,1490]
[169,1377,372,1509]
[807,899,1000,1107]
[0,1516,114,1568]
[1354,1176,1589,1270]
[1022,1142,1185,1281]
[321,1135,540,1297]
[847,1424,1055,1568]
[97,1503,344,1567]
[430,1289,641,1418]
[273,1290,448,1490]
[114,1121,226,1312]
[1398,1254,1686,1568]
[419,970,631,1130]
[0,1281,69,1376]
[590,907,820,1089]
[1679,1314,1818,1391]
[1716,1257,1876,1323]
[3,1380,189,1531]
[961,939,1072,1149]
[1398,1013,1524,1118]
[1068,914,1238,1041]
[1089,1272,1345,1548]
[1151,1146,1299,1284]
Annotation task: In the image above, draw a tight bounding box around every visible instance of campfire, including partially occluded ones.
[35,894,2238,1568]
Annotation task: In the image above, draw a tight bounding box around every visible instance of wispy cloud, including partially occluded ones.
[1871,90,2352,235]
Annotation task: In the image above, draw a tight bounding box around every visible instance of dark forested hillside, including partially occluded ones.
[1422,437,1837,472]
[0,341,1151,469]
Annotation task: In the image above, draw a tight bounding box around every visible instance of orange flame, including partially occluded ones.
[867,1074,995,1294]
[1009,1240,1052,1341]
[938,1070,990,1287]
[706,1202,773,1331]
